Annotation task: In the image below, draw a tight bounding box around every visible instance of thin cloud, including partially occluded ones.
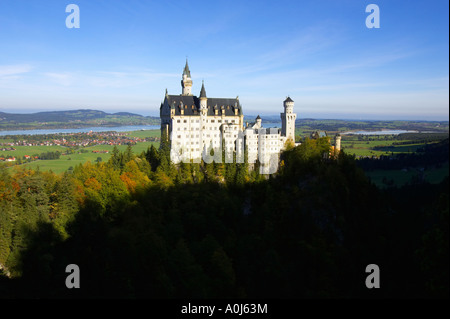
[39,70,179,88]
[200,24,344,79]
[0,64,33,77]
[44,72,74,86]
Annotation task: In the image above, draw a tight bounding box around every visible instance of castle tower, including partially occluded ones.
[335,133,341,153]
[199,80,207,116]
[281,96,297,142]
[255,115,262,128]
[181,59,193,96]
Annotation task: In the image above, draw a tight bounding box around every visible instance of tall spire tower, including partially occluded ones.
[181,59,193,96]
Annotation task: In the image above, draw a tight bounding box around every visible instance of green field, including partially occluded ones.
[2,130,161,174]
[293,129,430,157]
[366,163,449,188]
[125,129,160,139]
[2,145,67,158]
[341,139,427,157]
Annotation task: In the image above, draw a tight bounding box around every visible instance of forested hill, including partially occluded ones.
[0,109,160,130]
[0,139,448,299]
[0,109,158,123]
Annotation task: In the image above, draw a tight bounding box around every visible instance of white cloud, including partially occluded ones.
[0,64,33,77]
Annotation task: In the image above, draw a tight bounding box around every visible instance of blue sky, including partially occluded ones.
[0,0,448,120]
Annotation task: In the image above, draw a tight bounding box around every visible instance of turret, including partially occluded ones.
[284,96,294,113]
[281,96,297,142]
[200,81,207,115]
[181,59,193,96]
[255,115,262,128]
[335,133,341,153]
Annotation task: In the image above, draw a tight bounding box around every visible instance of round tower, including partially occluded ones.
[284,96,294,113]
[255,115,262,128]
[281,96,297,142]
[335,134,341,153]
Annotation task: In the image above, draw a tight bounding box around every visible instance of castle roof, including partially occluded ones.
[284,96,294,103]
[311,130,327,139]
[199,81,207,98]
[183,59,191,78]
[165,95,242,116]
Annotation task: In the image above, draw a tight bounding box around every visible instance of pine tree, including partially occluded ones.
[145,145,160,172]
[124,143,134,163]
[109,145,121,170]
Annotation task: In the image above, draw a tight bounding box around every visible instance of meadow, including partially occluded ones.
[1,128,447,189]
[365,163,449,188]
[339,135,448,187]
[2,130,160,174]
[294,127,435,158]
[340,139,427,157]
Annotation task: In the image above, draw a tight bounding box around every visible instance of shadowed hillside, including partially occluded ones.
[0,142,448,299]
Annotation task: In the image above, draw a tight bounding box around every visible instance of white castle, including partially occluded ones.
[160,60,297,174]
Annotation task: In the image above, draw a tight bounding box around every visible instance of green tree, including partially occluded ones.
[109,145,122,170]
[124,143,134,163]
[49,172,79,238]
[145,144,159,172]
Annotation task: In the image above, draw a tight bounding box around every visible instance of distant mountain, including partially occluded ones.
[0,109,161,131]
[0,109,155,123]
[112,112,144,117]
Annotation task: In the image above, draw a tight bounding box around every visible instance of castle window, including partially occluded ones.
[184,120,187,123]
[211,120,215,123]
[177,120,180,123]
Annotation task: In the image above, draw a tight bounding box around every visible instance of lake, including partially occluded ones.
[0,122,285,136]
[263,122,282,128]
[0,125,161,136]
[0,125,424,137]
